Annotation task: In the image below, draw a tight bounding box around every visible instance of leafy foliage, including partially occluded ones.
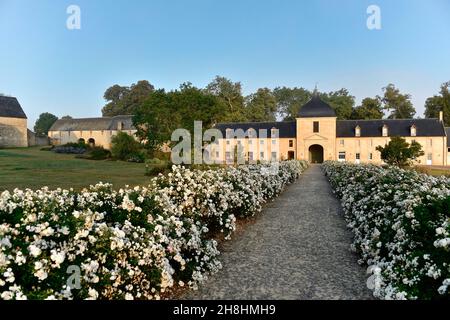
[34,113,58,136]
[380,84,416,119]
[424,81,450,126]
[110,132,143,162]
[376,136,424,167]
[101,80,155,116]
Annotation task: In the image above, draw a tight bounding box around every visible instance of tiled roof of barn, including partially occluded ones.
[336,119,445,137]
[49,115,135,131]
[215,121,297,138]
[0,96,27,119]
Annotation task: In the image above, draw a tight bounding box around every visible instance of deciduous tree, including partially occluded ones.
[376,136,424,167]
[34,112,58,136]
[380,84,416,119]
[351,97,384,119]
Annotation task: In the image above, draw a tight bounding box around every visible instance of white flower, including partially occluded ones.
[125,293,134,300]
[50,250,65,267]
[28,244,42,257]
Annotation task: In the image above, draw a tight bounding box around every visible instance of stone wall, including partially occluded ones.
[0,117,28,147]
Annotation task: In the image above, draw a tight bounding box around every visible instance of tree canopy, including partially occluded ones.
[424,81,450,126]
[380,84,416,119]
[376,136,424,167]
[34,113,58,136]
[273,87,311,120]
[245,88,277,122]
[205,76,246,122]
[102,80,155,116]
[351,97,383,120]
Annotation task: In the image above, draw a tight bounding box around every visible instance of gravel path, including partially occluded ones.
[184,165,373,300]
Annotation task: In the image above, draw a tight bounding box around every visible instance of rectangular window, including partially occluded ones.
[338,152,346,160]
[340,139,344,146]
[260,140,264,145]
[225,152,231,160]
[313,121,319,133]
[356,153,361,160]
[271,152,277,160]
[260,152,265,159]
[248,152,253,161]
[427,153,432,161]
[216,151,219,158]
[369,153,373,160]
[248,139,252,145]
[289,140,293,148]
[272,139,276,145]
[226,140,230,145]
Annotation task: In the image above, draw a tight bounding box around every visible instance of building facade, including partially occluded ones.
[213,95,449,166]
[0,96,28,148]
[48,115,137,149]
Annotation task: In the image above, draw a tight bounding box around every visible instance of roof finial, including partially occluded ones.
[313,83,319,96]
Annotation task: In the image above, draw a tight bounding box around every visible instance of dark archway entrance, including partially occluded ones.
[88,138,95,147]
[309,144,324,163]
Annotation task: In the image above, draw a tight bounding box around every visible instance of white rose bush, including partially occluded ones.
[323,161,450,300]
[0,160,307,300]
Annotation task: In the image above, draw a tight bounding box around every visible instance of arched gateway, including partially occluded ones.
[309,144,324,163]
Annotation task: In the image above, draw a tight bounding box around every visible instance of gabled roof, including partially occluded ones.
[0,96,27,119]
[337,119,445,137]
[49,115,135,131]
[297,95,336,118]
[215,121,296,138]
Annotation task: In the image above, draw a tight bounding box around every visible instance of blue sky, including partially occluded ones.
[1,0,450,128]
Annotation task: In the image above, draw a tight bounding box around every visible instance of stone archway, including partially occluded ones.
[88,138,95,147]
[309,144,324,164]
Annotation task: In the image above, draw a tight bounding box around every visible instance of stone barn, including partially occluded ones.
[0,96,28,147]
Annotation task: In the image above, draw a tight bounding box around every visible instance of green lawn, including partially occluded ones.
[0,147,151,191]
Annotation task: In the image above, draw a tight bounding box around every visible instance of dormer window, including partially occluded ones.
[117,122,124,131]
[382,124,388,137]
[271,127,279,138]
[410,125,417,137]
[355,125,361,137]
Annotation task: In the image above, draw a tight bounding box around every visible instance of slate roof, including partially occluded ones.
[0,96,27,119]
[215,121,296,138]
[297,95,336,118]
[336,119,445,137]
[49,115,135,131]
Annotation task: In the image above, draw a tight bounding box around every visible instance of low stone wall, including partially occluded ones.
[27,129,49,147]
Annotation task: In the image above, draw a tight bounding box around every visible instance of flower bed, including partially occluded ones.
[0,160,307,300]
[323,161,450,300]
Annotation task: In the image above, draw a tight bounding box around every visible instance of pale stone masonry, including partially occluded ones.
[214,95,448,166]
[0,96,28,148]
[48,115,137,149]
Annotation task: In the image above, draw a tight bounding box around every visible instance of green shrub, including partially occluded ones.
[76,146,111,160]
[145,158,169,176]
[111,132,144,161]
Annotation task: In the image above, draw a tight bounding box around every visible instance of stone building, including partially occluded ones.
[0,96,28,147]
[48,115,137,149]
[213,95,449,166]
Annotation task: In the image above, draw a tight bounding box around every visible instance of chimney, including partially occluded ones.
[439,111,444,122]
